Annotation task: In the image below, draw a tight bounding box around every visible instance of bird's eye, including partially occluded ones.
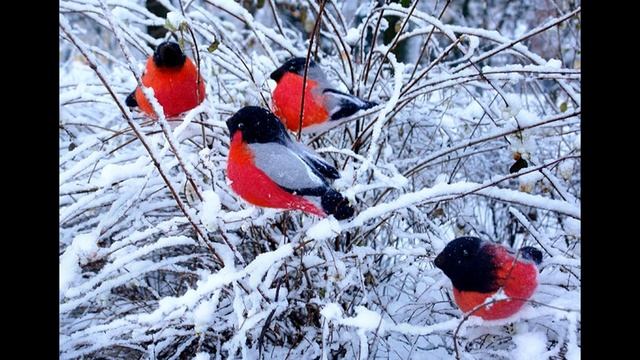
[237,123,244,129]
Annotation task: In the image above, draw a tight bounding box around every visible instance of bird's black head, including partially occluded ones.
[153,42,187,68]
[270,57,316,82]
[434,237,499,293]
[519,246,543,265]
[226,106,289,144]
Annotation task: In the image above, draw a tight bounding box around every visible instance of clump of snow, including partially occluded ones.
[462,100,484,119]
[509,133,536,161]
[307,217,342,240]
[434,173,449,185]
[99,156,148,186]
[321,303,344,321]
[199,190,221,232]
[482,288,508,311]
[519,171,543,193]
[166,11,187,30]
[193,298,216,333]
[500,93,522,119]
[245,244,293,289]
[344,28,360,45]
[441,114,457,130]
[559,159,575,180]
[111,7,133,21]
[74,233,99,261]
[512,332,547,360]
[192,352,210,360]
[546,58,563,69]
[378,18,389,32]
[517,109,540,127]
[340,306,382,332]
[563,217,581,237]
[60,232,99,297]
[59,253,81,299]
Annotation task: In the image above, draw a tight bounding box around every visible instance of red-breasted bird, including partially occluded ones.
[270,57,377,133]
[226,106,355,220]
[434,236,543,320]
[125,42,205,118]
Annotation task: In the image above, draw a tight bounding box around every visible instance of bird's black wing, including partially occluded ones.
[288,140,340,180]
[323,88,378,121]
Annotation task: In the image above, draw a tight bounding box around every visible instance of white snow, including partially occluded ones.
[59,2,581,358]
[344,28,360,45]
[559,159,575,180]
[192,292,220,333]
[434,173,448,185]
[501,93,522,119]
[573,136,581,150]
[564,217,581,237]
[199,190,221,232]
[546,58,563,69]
[517,109,540,127]
[306,217,342,240]
[166,11,187,29]
[338,306,382,332]
[512,332,547,360]
[320,303,344,321]
[349,180,580,228]
[244,244,293,289]
[111,6,133,21]
[462,100,485,119]
[98,156,149,186]
[192,352,210,360]
[518,170,543,193]
[60,232,99,297]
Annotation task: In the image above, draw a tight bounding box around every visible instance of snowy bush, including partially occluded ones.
[60,0,580,358]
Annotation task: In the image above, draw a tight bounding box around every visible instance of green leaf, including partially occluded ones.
[207,40,220,53]
[560,102,568,112]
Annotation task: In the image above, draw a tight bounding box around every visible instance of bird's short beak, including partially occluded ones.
[434,254,444,269]
[270,68,285,82]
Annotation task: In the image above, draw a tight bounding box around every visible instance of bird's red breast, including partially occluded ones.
[226,132,326,216]
[452,245,538,320]
[272,72,329,132]
[135,57,206,118]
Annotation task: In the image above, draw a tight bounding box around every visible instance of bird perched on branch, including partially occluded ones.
[125,41,205,118]
[270,57,377,133]
[434,236,543,320]
[225,106,355,220]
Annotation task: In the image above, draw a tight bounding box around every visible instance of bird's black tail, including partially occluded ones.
[321,189,355,220]
[125,90,138,107]
[360,99,378,110]
[519,246,543,265]
[324,89,379,121]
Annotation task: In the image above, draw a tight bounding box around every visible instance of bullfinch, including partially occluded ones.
[125,41,205,118]
[434,236,543,320]
[270,57,377,133]
[225,106,355,220]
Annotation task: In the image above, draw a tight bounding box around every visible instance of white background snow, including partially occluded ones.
[60,0,581,358]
